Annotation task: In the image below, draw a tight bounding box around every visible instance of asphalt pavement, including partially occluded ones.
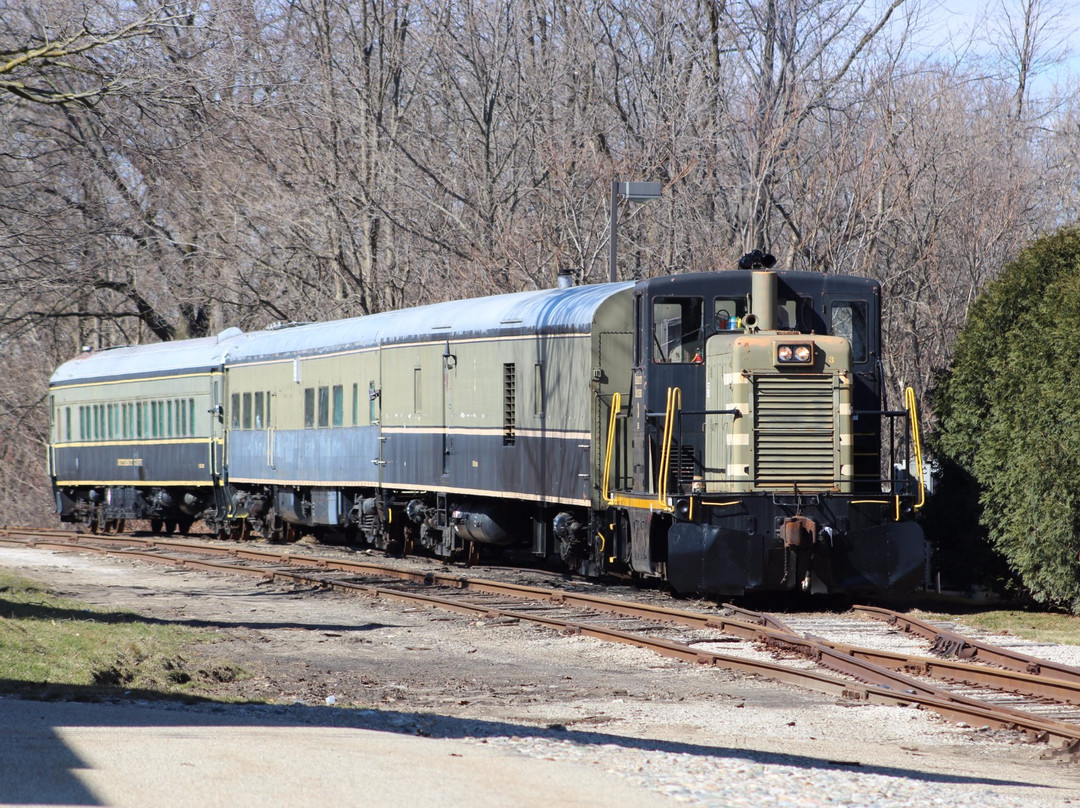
[0,696,673,808]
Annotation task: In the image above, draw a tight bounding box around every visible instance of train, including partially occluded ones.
[47,255,928,596]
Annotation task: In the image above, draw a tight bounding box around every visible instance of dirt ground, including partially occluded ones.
[3,544,1080,805]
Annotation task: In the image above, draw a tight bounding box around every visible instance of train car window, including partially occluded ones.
[352,383,358,426]
[534,363,544,416]
[413,369,422,414]
[179,399,186,436]
[254,392,264,429]
[653,297,704,363]
[135,403,143,438]
[153,402,160,438]
[831,301,869,362]
[65,407,71,442]
[95,405,102,440]
[265,392,271,428]
[111,404,119,439]
[318,386,330,428]
[332,385,344,427]
[188,399,195,436]
[242,393,253,430]
[304,388,315,428]
[368,381,377,423]
[231,393,241,429]
[166,400,173,437]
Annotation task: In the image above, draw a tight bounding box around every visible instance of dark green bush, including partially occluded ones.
[933,227,1080,610]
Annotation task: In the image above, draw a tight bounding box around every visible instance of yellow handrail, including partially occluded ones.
[601,387,679,514]
[601,392,621,504]
[656,386,682,506]
[904,386,926,511]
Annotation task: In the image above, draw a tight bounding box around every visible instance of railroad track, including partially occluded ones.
[4,525,1080,759]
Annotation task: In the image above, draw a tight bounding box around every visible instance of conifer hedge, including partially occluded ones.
[933,227,1080,609]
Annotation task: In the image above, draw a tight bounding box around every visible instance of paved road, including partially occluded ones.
[0,696,672,807]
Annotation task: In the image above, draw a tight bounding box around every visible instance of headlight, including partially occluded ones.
[775,342,814,366]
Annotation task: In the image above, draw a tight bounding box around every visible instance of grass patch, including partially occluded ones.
[0,571,246,699]
[910,608,1080,646]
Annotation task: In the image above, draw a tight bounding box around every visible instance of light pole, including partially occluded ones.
[609,180,662,283]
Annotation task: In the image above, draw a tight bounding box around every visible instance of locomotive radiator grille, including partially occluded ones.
[753,374,836,490]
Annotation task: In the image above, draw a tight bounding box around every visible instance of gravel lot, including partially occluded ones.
[3,544,1080,807]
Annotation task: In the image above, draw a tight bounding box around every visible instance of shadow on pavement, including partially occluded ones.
[0,683,1053,807]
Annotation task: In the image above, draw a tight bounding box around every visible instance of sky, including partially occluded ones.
[914,0,1080,97]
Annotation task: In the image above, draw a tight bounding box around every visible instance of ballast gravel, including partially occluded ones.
[2,545,1079,807]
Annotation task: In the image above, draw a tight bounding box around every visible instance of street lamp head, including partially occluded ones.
[617,181,663,202]
[610,180,663,283]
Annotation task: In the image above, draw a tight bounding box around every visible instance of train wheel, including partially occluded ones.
[164,521,177,535]
[150,519,163,535]
[115,519,126,534]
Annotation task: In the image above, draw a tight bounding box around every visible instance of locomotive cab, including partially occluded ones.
[611,267,926,596]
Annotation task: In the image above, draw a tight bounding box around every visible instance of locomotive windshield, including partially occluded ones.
[830,301,869,362]
[652,293,813,363]
[652,297,704,363]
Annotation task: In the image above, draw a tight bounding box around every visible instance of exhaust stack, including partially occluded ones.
[747,270,777,332]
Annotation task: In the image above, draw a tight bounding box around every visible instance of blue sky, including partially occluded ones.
[914,0,1080,97]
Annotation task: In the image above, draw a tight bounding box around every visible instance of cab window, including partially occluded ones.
[713,298,747,331]
[652,297,704,363]
[831,301,869,362]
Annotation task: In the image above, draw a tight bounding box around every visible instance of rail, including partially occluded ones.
[4,527,1080,755]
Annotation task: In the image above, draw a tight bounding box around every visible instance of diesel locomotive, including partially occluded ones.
[47,260,928,595]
